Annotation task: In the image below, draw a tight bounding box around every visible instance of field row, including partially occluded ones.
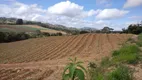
[0,34,132,63]
[0,68,42,80]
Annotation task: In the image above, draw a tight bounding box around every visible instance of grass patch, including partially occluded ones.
[112,45,140,64]
[88,62,133,80]
[0,28,19,32]
[88,62,105,80]
[136,33,142,47]
[107,65,133,80]
[101,57,112,67]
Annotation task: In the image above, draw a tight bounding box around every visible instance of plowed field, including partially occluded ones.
[0,33,133,80]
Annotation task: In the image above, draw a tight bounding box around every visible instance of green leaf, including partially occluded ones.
[74,69,85,80]
[77,64,87,73]
[69,64,76,79]
[62,65,70,78]
[69,58,73,62]
[63,74,70,80]
[76,61,83,64]
[75,57,77,62]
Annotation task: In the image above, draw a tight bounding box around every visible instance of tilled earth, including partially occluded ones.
[0,33,133,80]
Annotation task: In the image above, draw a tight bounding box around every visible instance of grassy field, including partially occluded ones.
[0,25,67,34]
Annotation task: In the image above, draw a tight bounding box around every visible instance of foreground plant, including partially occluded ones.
[62,57,86,80]
[107,65,133,80]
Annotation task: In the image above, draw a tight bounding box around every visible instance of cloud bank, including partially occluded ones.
[0,1,132,30]
[123,0,142,8]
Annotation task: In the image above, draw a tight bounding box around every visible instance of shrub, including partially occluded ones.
[101,57,112,67]
[56,32,63,36]
[136,33,142,47]
[62,57,86,80]
[88,63,104,80]
[80,31,90,34]
[107,65,133,80]
[0,32,6,42]
[112,45,140,64]
[112,50,120,57]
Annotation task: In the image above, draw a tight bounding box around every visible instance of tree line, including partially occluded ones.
[0,31,63,43]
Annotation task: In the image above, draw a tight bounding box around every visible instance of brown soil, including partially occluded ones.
[0,33,133,80]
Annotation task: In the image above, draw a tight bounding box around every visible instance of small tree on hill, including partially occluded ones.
[101,27,114,33]
[16,19,23,25]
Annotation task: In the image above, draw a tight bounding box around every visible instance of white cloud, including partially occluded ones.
[96,0,110,4]
[96,0,112,7]
[123,0,142,8]
[0,2,46,21]
[128,16,142,19]
[47,1,97,18]
[96,9,129,20]
[0,1,128,30]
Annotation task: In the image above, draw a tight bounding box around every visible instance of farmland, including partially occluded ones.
[0,33,133,80]
[0,25,67,34]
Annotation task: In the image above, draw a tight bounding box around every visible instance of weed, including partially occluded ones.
[136,33,142,47]
[112,50,120,56]
[112,45,140,64]
[101,57,112,67]
[88,62,104,80]
[107,65,133,80]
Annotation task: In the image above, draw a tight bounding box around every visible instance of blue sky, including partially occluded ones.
[0,0,142,30]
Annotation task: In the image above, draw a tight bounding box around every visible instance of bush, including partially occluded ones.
[136,33,142,47]
[0,32,6,42]
[0,32,30,43]
[127,25,142,34]
[0,31,64,43]
[112,45,140,64]
[88,64,104,80]
[56,32,63,36]
[101,57,112,67]
[112,50,120,56]
[107,65,133,80]
[80,31,90,34]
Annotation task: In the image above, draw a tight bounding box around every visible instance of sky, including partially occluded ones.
[0,0,142,30]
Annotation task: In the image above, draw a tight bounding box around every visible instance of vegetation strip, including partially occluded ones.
[62,34,142,80]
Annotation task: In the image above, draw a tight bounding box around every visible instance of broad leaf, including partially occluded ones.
[76,61,83,64]
[77,64,87,73]
[69,64,76,78]
[74,69,85,80]
[63,74,70,80]
[62,65,70,78]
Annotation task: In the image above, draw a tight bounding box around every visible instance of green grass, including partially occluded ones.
[107,65,133,80]
[0,28,19,32]
[88,62,105,80]
[100,57,112,67]
[0,25,53,33]
[112,45,140,64]
[13,25,51,31]
[136,33,142,47]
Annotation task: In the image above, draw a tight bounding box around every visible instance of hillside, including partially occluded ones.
[0,25,67,35]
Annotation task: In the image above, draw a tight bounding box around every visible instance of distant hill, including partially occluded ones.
[0,25,67,35]
[0,17,80,35]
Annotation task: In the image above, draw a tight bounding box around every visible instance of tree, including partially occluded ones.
[16,19,23,25]
[127,24,142,34]
[101,27,113,33]
[80,31,89,34]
